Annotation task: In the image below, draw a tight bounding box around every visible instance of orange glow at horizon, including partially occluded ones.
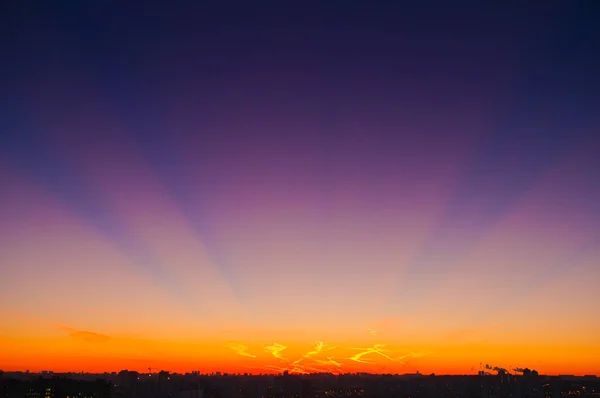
[1,312,599,376]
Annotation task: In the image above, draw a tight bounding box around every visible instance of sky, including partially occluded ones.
[1,1,600,376]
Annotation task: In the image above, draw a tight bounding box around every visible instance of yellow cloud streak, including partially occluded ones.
[265,343,288,360]
[349,343,396,363]
[315,357,342,367]
[293,341,336,365]
[227,343,256,358]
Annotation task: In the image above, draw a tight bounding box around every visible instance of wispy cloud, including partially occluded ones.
[60,326,111,343]
[265,343,288,360]
[290,367,309,374]
[227,343,256,358]
[264,365,288,373]
[348,344,431,365]
[315,357,342,367]
[293,341,336,365]
[349,344,395,363]
[396,351,433,363]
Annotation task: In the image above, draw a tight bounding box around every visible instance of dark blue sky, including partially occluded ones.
[3,0,599,252]
[2,2,599,158]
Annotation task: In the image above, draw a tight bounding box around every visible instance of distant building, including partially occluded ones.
[159,370,170,382]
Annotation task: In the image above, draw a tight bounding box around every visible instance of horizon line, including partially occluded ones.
[1,370,596,378]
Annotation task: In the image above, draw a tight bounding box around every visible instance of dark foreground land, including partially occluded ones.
[1,370,598,398]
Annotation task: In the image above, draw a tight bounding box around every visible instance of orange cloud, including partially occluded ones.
[60,326,111,343]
